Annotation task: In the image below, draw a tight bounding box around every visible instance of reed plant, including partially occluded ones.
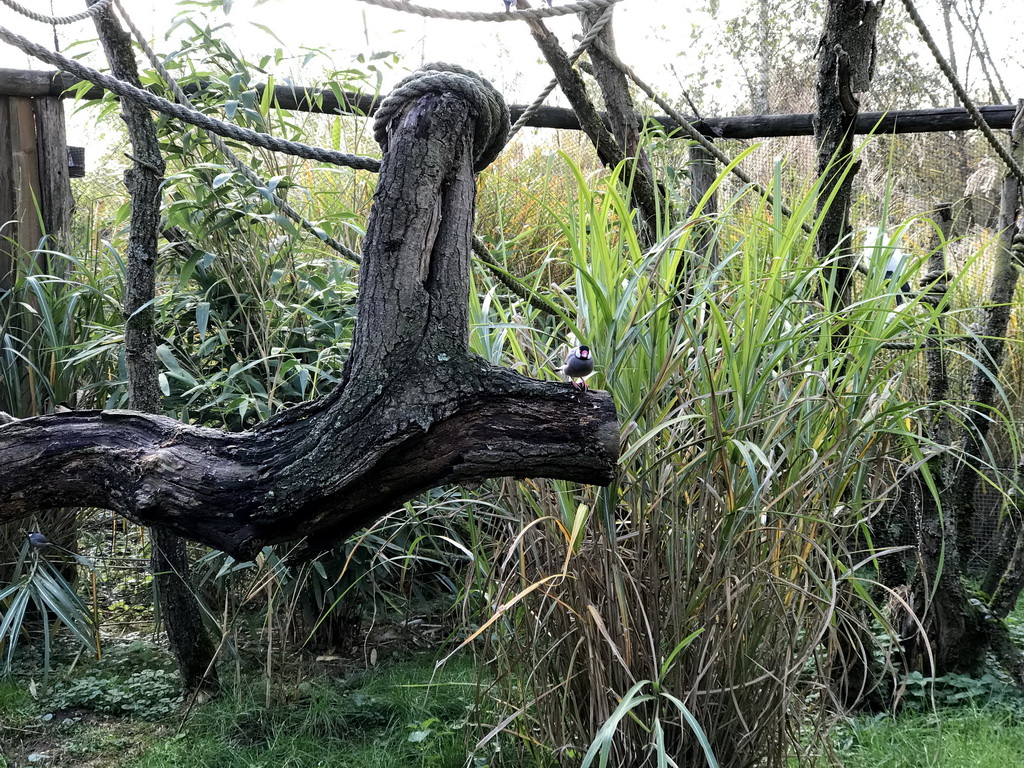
[459,154,961,767]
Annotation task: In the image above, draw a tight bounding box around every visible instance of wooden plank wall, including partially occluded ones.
[0,94,72,290]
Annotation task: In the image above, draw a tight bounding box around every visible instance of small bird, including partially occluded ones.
[560,345,595,392]
[27,531,52,549]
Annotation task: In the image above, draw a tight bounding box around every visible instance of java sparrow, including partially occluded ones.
[561,345,594,392]
[27,531,52,549]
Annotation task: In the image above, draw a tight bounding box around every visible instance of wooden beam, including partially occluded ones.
[0,68,1016,139]
[0,97,16,291]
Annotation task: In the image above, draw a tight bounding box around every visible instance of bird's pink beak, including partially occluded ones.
[580,349,590,358]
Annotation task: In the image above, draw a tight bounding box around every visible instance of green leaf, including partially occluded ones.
[196,301,210,340]
[212,172,234,189]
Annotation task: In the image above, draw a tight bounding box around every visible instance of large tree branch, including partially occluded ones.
[0,375,616,559]
[0,68,619,560]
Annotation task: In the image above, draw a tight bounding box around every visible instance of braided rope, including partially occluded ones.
[0,23,382,173]
[0,0,115,25]
[898,0,1024,187]
[507,3,614,141]
[355,0,622,22]
[112,0,362,264]
[592,39,813,235]
[374,63,509,172]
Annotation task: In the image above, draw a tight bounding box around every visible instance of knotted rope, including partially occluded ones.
[374,63,510,173]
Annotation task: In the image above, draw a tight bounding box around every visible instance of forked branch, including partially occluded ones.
[0,66,619,559]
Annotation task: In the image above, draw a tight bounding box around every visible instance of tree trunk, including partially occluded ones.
[0,67,618,562]
[901,205,995,679]
[910,481,986,676]
[814,0,885,707]
[812,0,883,313]
[89,0,218,695]
[981,452,1024,599]
[688,141,718,268]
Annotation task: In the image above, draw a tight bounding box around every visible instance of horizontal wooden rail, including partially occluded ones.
[0,68,1015,139]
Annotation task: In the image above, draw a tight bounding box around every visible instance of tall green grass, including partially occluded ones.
[459,153,966,767]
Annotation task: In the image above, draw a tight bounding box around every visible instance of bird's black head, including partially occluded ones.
[578,345,590,359]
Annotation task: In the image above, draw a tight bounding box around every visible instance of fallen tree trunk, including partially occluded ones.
[0,66,619,561]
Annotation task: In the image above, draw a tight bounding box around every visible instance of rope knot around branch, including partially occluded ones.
[373,63,509,172]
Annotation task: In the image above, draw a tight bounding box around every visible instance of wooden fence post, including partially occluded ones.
[0,94,72,288]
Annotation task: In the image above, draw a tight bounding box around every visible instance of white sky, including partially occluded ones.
[1,0,692,101]
[1,0,1021,146]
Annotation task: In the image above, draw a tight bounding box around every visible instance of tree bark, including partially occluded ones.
[982,448,1024,599]
[0,72,619,562]
[688,141,718,268]
[813,0,883,312]
[90,0,218,694]
[923,203,953,448]
[910,477,986,676]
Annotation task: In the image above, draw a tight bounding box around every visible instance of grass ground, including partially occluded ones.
[2,601,1023,767]
[827,599,1024,768]
[4,634,1024,767]
[833,709,1024,768]
[0,650,481,768]
[6,662,1024,768]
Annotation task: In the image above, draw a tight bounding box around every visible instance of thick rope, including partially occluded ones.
[0,0,115,25]
[0,23,382,172]
[507,3,614,141]
[591,39,813,235]
[898,0,1024,187]
[355,0,621,22]
[112,0,362,264]
[374,63,510,172]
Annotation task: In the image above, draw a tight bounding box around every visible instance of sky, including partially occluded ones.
[1,0,1021,146]
[0,0,694,103]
